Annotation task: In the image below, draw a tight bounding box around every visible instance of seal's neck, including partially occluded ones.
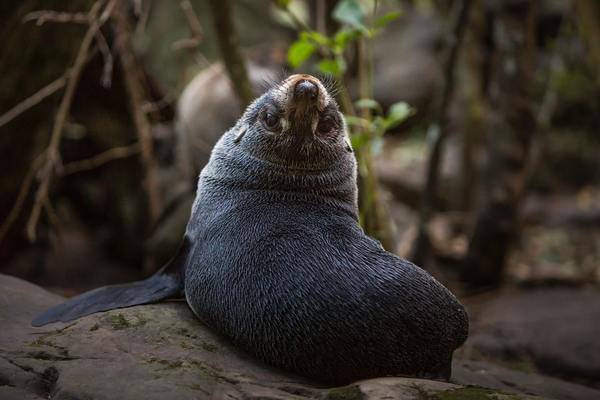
[202,141,359,220]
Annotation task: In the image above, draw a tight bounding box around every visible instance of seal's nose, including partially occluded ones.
[294,80,318,101]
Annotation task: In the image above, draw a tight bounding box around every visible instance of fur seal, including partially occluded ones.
[33,74,468,385]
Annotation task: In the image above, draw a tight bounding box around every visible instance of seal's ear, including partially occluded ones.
[233,125,248,144]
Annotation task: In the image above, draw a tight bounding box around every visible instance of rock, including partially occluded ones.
[175,62,278,183]
[463,288,600,387]
[2,274,598,400]
[453,360,600,400]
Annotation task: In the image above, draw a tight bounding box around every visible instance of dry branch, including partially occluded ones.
[60,143,141,176]
[207,0,254,108]
[25,0,116,241]
[95,30,114,88]
[23,10,89,25]
[0,156,44,245]
[173,0,204,50]
[0,75,67,129]
[112,2,162,223]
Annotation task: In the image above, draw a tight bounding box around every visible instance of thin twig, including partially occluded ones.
[95,30,114,88]
[133,0,143,16]
[44,198,61,232]
[141,94,175,115]
[23,10,90,25]
[0,43,105,130]
[60,143,141,175]
[172,0,203,50]
[135,0,151,34]
[26,0,113,241]
[0,75,67,129]
[0,156,44,245]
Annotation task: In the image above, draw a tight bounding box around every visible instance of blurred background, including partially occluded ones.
[0,0,599,392]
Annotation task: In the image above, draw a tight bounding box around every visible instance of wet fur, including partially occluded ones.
[33,76,468,385]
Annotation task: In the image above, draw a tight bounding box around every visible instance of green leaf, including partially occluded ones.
[374,11,402,29]
[333,0,365,29]
[372,115,386,136]
[354,98,382,113]
[287,39,316,68]
[344,115,369,128]
[305,31,329,46]
[333,28,360,50]
[388,102,413,121]
[274,0,291,9]
[317,59,341,76]
[384,102,414,130]
[350,131,370,149]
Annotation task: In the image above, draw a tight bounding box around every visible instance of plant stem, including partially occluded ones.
[355,34,394,250]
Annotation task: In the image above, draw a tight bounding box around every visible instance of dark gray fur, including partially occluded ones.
[33,76,468,385]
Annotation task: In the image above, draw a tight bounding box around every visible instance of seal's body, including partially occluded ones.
[33,75,468,385]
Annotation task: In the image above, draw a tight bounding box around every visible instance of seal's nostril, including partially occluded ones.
[294,80,318,100]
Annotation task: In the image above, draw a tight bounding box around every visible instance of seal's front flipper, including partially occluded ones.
[32,237,190,327]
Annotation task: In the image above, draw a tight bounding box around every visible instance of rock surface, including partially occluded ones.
[1,274,599,400]
[463,288,600,387]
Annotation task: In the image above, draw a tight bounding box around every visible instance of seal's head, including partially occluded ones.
[232,74,351,169]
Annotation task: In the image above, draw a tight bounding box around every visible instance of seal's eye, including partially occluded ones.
[263,111,280,131]
[317,115,336,135]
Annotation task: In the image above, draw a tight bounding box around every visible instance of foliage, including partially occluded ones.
[278,0,412,247]
[282,0,413,146]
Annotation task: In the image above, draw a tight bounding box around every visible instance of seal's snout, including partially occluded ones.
[294,80,318,102]
[277,74,330,137]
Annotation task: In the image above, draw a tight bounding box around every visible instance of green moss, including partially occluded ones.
[325,385,364,400]
[89,323,100,331]
[554,68,595,105]
[175,327,198,339]
[107,312,147,330]
[180,341,192,349]
[147,357,184,370]
[181,383,210,395]
[109,314,131,330]
[508,359,537,374]
[201,342,218,352]
[432,387,523,400]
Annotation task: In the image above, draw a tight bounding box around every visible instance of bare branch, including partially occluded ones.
[112,2,162,223]
[207,0,254,108]
[0,156,44,245]
[0,75,67,129]
[135,0,151,34]
[141,94,175,115]
[60,143,141,176]
[23,10,90,25]
[26,0,114,241]
[172,0,203,50]
[95,30,114,88]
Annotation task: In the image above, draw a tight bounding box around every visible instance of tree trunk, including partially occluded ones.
[411,0,473,265]
[462,0,537,288]
[207,0,253,109]
[112,2,162,225]
[573,0,600,85]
